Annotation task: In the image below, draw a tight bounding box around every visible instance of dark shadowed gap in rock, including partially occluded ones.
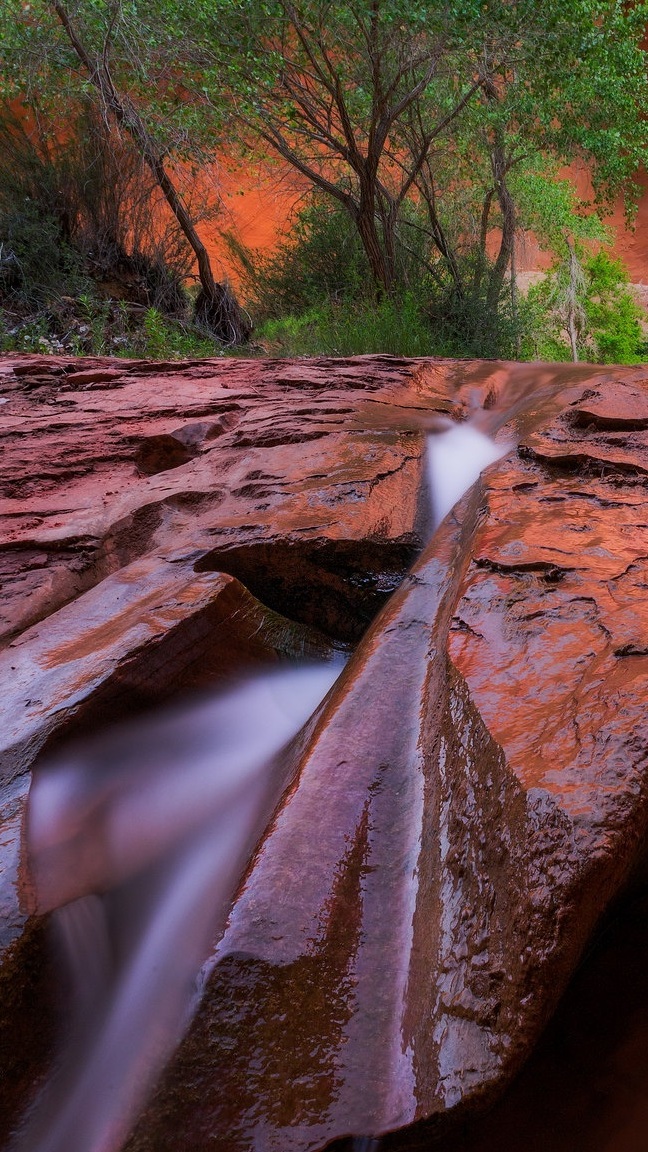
[0,920,59,1148]
[133,419,236,475]
[202,421,511,650]
[518,443,648,480]
[194,536,422,645]
[134,434,196,475]
[566,409,648,432]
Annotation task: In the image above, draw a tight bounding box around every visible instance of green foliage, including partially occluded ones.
[238,192,529,358]
[523,250,646,364]
[0,0,224,158]
[0,0,251,344]
[0,311,60,354]
[136,307,220,359]
[426,280,525,360]
[0,197,88,308]
[256,295,436,357]
[583,252,646,363]
[76,293,112,355]
[2,0,648,360]
[510,164,610,253]
[519,290,574,363]
[227,195,370,319]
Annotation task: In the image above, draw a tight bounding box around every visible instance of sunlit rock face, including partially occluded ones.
[1,353,648,1152]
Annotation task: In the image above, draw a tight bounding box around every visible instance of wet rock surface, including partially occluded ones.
[0,354,431,647]
[2,353,648,1150]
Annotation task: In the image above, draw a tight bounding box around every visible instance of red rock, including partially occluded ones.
[64,367,127,386]
[0,354,430,645]
[2,354,648,1151]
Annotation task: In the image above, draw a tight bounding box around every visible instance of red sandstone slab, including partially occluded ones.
[0,355,438,646]
[65,368,128,386]
[3,354,648,1152]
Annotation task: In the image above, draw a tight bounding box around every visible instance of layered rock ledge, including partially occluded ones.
[1,353,648,1150]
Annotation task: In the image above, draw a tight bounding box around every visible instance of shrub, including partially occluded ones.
[0,102,196,318]
[523,249,645,364]
[225,193,370,321]
[0,190,89,308]
[425,279,528,360]
[257,294,438,357]
[583,252,645,364]
[233,191,530,358]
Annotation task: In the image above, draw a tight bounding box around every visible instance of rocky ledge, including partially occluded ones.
[1,353,648,1150]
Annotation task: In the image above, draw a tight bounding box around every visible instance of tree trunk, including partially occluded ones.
[565,239,584,363]
[355,202,394,294]
[51,0,251,345]
[481,73,516,315]
[509,226,520,356]
[486,170,516,311]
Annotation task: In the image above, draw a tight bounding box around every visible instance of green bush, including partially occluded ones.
[226,193,370,320]
[237,191,530,358]
[0,197,89,308]
[425,279,528,360]
[523,250,646,364]
[584,252,645,363]
[136,308,219,359]
[255,284,531,361]
[257,294,437,357]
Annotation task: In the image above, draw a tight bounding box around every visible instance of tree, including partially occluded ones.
[191,0,493,294]
[195,0,648,310]
[0,0,251,343]
[526,249,646,364]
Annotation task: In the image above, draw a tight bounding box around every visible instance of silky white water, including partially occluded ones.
[16,662,343,1152]
[426,417,512,530]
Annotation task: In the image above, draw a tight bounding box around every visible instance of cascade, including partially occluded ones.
[425,418,513,529]
[15,663,343,1152]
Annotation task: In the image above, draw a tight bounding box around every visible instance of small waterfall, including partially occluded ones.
[16,661,343,1152]
[426,417,513,530]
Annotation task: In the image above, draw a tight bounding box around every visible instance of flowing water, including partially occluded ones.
[16,414,512,1152]
[425,417,514,530]
[15,663,344,1152]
